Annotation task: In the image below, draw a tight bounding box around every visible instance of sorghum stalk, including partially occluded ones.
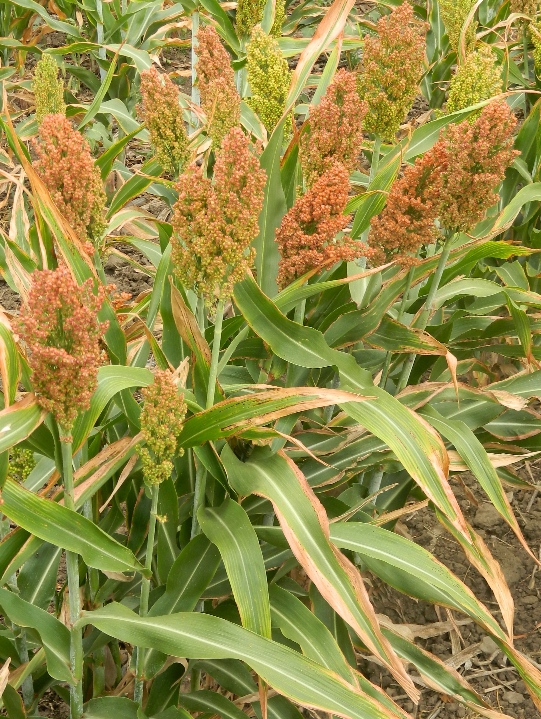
[378,266,415,389]
[396,233,455,392]
[15,631,33,707]
[134,371,187,702]
[83,499,106,697]
[61,439,84,719]
[206,299,224,410]
[133,485,159,704]
[96,0,106,82]
[370,136,381,182]
[524,28,530,113]
[191,298,225,541]
[192,9,200,122]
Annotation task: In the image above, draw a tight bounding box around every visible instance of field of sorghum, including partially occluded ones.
[0,0,541,717]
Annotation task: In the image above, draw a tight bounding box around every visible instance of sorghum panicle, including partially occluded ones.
[369,144,448,266]
[138,371,187,486]
[247,26,291,134]
[236,0,265,36]
[139,67,188,176]
[438,101,518,233]
[8,447,36,483]
[276,163,372,287]
[533,21,541,73]
[301,69,366,187]
[197,26,241,148]
[18,266,108,436]
[271,0,286,37]
[446,45,502,115]
[510,0,538,19]
[357,2,427,142]
[439,0,477,54]
[34,114,107,248]
[172,128,266,305]
[33,53,65,125]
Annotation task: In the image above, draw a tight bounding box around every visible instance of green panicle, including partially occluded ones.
[446,45,502,116]
[33,53,65,125]
[439,0,477,54]
[247,26,291,133]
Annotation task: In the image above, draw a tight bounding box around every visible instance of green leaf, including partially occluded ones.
[268,584,354,682]
[329,523,506,640]
[0,322,21,407]
[106,159,163,219]
[191,659,257,696]
[253,120,287,298]
[3,0,81,36]
[0,396,45,457]
[72,366,153,451]
[77,52,118,130]
[233,275,467,536]
[17,542,61,611]
[96,125,145,180]
[198,0,240,53]
[199,499,272,638]
[79,603,397,719]
[284,0,354,112]
[350,152,400,238]
[0,588,71,682]
[178,388,372,448]
[178,691,248,719]
[420,406,536,562]
[1,479,148,576]
[145,534,221,676]
[83,697,147,718]
[222,445,416,698]
[2,684,27,719]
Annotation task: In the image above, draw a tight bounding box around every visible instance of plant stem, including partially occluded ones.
[134,483,159,705]
[396,234,454,392]
[95,0,106,83]
[367,467,384,495]
[370,136,381,183]
[191,8,200,128]
[379,267,415,389]
[83,500,105,697]
[206,299,224,411]
[191,468,207,538]
[61,440,84,719]
[294,299,306,325]
[523,27,530,114]
[15,630,33,707]
[191,301,224,540]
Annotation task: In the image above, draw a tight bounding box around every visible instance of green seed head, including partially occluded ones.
[33,54,65,125]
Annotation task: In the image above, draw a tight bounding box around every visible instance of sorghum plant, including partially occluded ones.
[247,26,291,134]
[236,0,265,36]
[438,0,477,53]
[18,265,107,717]
[437,100,518,233]
[34,115,107,248]
[139,67,188,175]
[446,45,502,114]
[171,127,265,305]
[368,143,448,267]
[300,69,366,187]
[2,5,541,719]
[197,26,241,148]
[33,53,65,124]
[277,163,370,286]
[134,370,187,702]
[357,2,426,142]
[18,265,107,436]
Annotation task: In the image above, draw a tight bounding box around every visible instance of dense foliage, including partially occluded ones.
[0,1,541,718]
